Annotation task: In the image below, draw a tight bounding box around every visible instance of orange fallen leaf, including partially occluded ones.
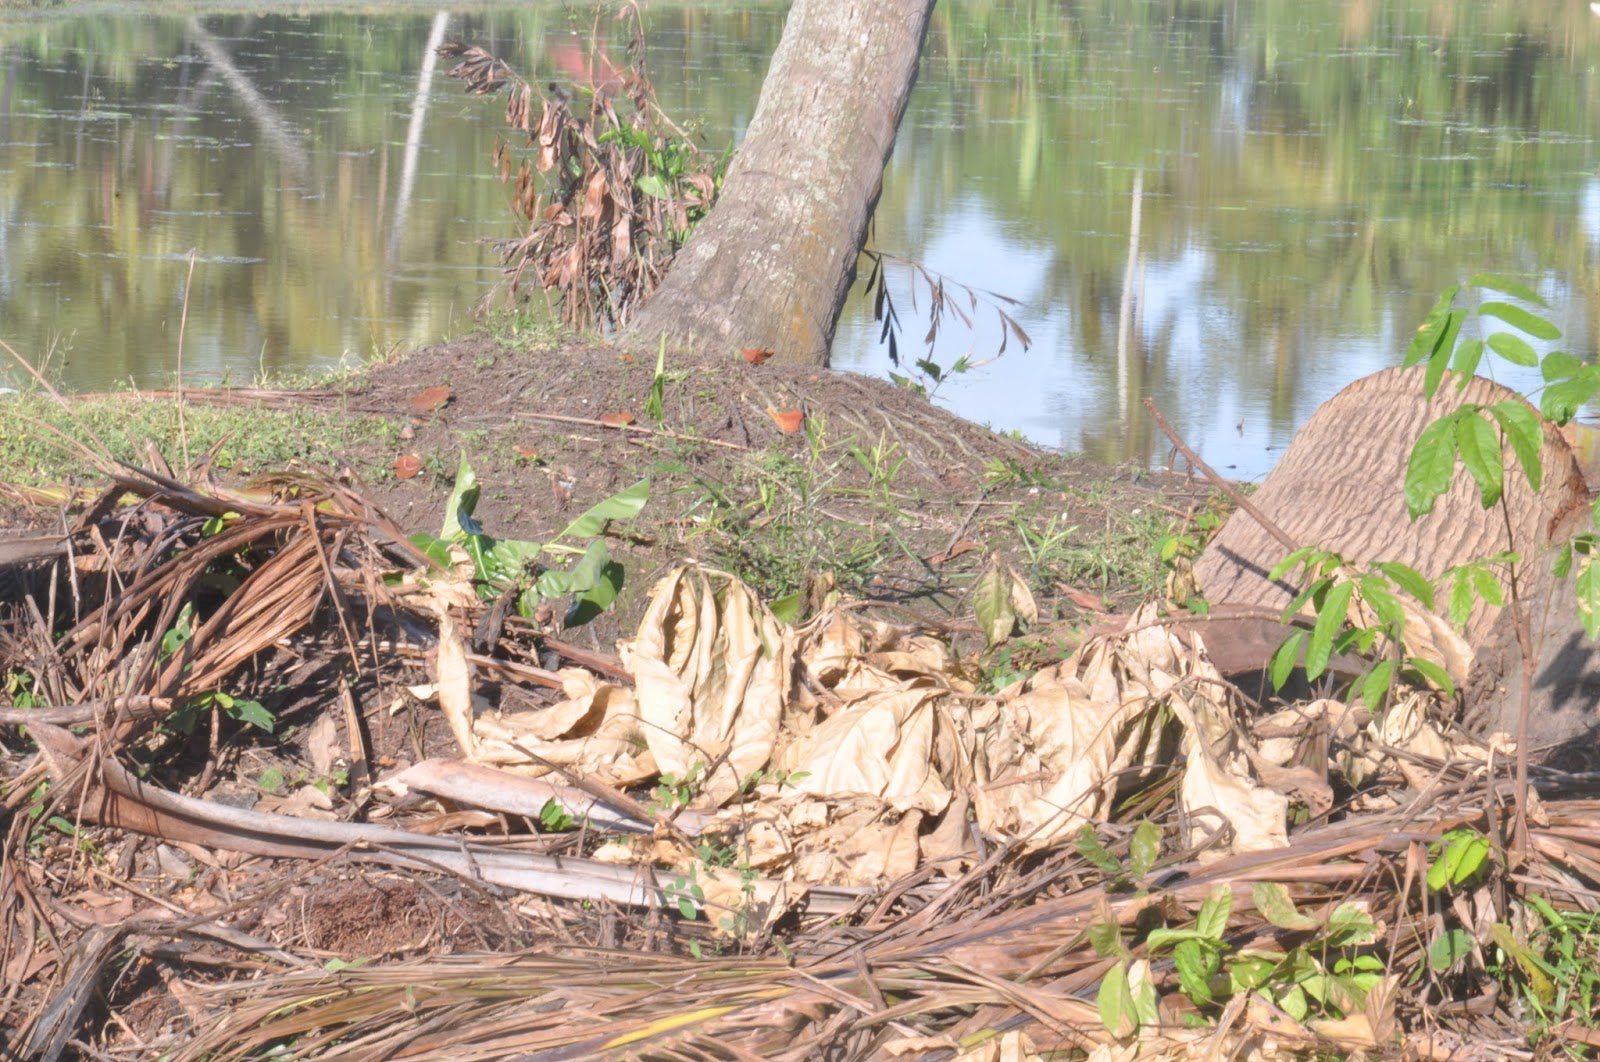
[408,385,452,415]
[598,411,635,427]
[768,408,804,433]
[392,454,424,480]
[741,347,775,365]
[927,539,982,566]
[514,446,542,464]
[1056,583,1109,613]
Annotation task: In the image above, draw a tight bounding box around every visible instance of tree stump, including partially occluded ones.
[1192,366,1599,750]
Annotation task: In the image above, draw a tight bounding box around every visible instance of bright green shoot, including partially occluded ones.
[412,452,649,629]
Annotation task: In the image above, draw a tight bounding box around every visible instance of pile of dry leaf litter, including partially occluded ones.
[3,461,1599,1061]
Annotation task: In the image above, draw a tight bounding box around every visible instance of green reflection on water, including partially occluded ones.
[4,0,1600,477]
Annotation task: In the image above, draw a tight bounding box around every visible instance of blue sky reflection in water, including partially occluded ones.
[5,1,1600,479]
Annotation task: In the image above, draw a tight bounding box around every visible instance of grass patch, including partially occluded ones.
[483,307,564,350]
[1011,490,1171,601]
[654,417,1170,614]
[659,435,896,603]
[0,391,398,490]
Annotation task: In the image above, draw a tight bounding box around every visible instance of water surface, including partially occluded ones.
[5,0,1600,479]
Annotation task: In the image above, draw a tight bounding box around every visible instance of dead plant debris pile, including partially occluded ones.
[2,465,1598,1061]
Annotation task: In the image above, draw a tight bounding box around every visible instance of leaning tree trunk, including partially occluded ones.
[622,0,936,366]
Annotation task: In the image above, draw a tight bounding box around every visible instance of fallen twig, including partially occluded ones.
[1144,396,1299,554]
[0,696,171,727]
[516,409,747,450]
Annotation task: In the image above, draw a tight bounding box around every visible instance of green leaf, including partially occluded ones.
[484,537,544,582]
[1540,371,1600,423]
[1406,656,1456,698]
[1325,902,1379,947]
[1429,828,1491,891]
[1174,939,1214,1006]
[441,452,480,539]
[1129,963,1159,1026]
[1088,920,1125,958]
[322,957,368,972]
[1362,659,1395,709]
[1282,576,1329,622]
[1229,956,1276,992]
[974,563,1016,647]
[1542,350,1586,381]
[1468,272,1546,306]
[459,531,496,586]
[1359,577,1403,629]
[1404,414,1460,518]
[636,173,669,199]
[1300,972,1331,1005]
[1555,541,1575,580]
[1577,556,1600,639]
[769,592,803,625]
[1455,410,1503,508]
[410,532,454,569]
[1471,565,1505,608]
[1448,569,1474,631]
[1129,821,1161,879]
[1196,884,1233,941]
[1372,561,1434,611]
[229,698,275,733]
[1254,881,1318,931]
[1404,286,1460,370]
[1269,630,1305,692]
[1279,983,1310,1022]
[1486,331,1538,368]
[537,798,574,832]
[1479,301,1561,341]
[1305,579,1354,682]
[1075,825,1122,875]
[644,336,667,424]
[1268,545,1317,583]
[560,539,612,596]
[554,479,651,542]
[566,553,625,629]
[1097,962,1137,1037]
[1450,337,1484,384]
[1425,309,1466,399]
[1146,927,1207,952]
[1447,828,1492,885]
[1490,922,1557,1007]
[1486,400,1543,493]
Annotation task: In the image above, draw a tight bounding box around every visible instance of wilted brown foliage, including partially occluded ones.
[440,4,725,332]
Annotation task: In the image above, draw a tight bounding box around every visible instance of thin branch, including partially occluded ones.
[517,410,746,450]
[1144,397,1300,555]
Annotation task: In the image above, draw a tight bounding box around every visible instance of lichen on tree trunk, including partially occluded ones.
[622,0,936,366]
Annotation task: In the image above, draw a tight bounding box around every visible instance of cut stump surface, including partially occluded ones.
[1194,366,1599,750]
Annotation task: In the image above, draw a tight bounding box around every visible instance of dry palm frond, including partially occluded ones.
[161,788,1600,1061]
[33,467,416,725]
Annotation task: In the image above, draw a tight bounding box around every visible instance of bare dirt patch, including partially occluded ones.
[317,334,1184,643]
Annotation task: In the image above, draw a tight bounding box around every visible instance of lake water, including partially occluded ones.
[5,0,1600,479]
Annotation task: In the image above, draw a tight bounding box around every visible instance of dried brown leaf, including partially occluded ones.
[408,384,452,415]
[768,409,804,433]
[392,454,423,480]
